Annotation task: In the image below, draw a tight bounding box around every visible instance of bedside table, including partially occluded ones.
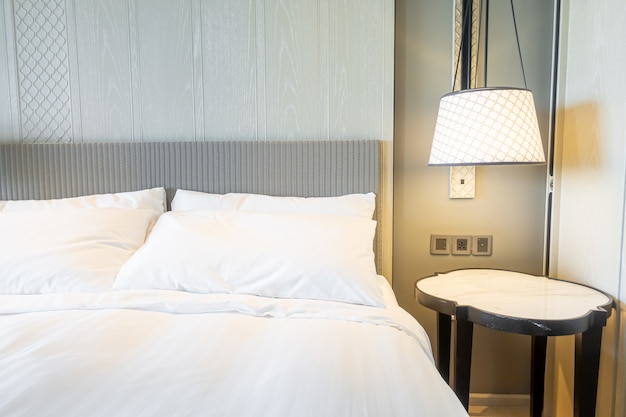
[415,269,613,417]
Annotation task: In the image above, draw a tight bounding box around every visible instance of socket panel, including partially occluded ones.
[429,234,493,256]
[451,235,472,255]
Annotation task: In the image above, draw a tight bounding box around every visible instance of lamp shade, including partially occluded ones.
[429,87,546,165]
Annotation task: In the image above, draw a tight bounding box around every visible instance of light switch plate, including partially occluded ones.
[430,235,451,255]
[450,166,475,199]
[472,235,493,256]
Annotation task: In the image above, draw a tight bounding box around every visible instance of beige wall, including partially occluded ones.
[394,0,555,394]
[550,1,626,416]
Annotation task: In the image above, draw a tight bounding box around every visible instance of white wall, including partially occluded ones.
[550,0,626,416]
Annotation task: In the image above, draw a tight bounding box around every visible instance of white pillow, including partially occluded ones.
[170,190,247,212]
[171,190,376,219]
[0,208,155,294]
[0,187,166,217]
[115,210,383,307]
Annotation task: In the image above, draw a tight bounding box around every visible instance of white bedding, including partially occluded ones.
[0,189,467,416]
[0,277,468,417]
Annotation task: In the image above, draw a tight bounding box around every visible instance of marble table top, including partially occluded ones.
[416,269,612,321]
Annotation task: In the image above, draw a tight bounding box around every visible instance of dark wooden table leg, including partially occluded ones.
[531,335,547,417]
[574,326,603,417]
[454,314,473,410]
[437,312,452,383]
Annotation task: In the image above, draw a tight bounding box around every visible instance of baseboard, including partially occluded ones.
[469,393,530,408]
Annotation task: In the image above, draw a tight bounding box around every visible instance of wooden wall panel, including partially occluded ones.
[0,0,16,142]
[0,0,394,144]
[264,0,319,140]
[135,0,195,141]
[74,0,133,142]
[382,0,394,141]
[329,0,385,139]
[201,0,257,140]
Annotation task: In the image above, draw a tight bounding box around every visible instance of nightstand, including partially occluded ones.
[415,269,613,417]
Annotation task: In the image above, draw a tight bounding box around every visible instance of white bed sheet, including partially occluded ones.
[0,276,468,417]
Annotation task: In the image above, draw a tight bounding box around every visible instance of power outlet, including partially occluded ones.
[451,235,472,255]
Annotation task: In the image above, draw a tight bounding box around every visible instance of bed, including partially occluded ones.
[0,141,468,417]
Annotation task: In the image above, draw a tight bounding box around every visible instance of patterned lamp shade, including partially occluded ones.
[429,88,546,165]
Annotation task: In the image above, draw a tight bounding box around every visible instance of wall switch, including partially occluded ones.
[451,235,472,255]
[430,235,451,255]
[472,235,492,256]
[449,166,475,199]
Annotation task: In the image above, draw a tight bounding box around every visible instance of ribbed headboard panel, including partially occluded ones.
[0,141,379,200]
[0,140,384,271]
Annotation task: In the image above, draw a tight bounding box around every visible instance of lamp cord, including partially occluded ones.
[510,0,528,88]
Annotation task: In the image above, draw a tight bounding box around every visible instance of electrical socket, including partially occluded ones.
[451,235,472,255]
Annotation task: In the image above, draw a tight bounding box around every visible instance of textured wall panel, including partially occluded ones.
[13,0,72,142]
[135,0,195,141]
[73,0,133,141]
[264,0,319,140]
[201,0,257,140]
[1,0,393,144]
[329,0,385,139]
[0,0,16,142]
[0,140,378,198]
[452,0,479,91]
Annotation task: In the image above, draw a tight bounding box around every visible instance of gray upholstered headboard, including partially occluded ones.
[0,140,385,272]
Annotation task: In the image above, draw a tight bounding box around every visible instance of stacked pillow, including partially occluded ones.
[115,191,384,306]
[0,188,166,294]
[1,188,383,307]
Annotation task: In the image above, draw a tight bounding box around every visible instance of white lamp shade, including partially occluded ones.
[429,88,546,165]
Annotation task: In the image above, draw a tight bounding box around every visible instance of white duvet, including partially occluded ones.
[0,278,468,417]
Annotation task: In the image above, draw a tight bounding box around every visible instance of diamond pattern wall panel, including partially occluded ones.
[453,0,479,91]
[13,0,72,142]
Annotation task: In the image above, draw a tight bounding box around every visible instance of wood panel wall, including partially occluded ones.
[0,0,394,144]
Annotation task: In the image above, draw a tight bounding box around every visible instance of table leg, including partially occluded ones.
[574,326,603,417]
[437,312,451,383]
[454,317,473,410]
[530,335,547,417]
